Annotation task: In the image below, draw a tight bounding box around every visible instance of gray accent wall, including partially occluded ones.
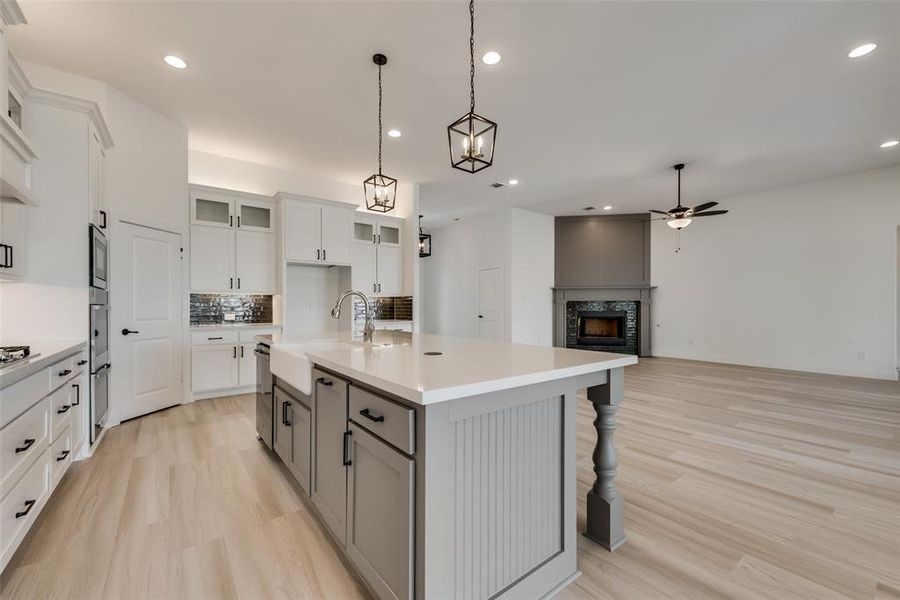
[554,214,650,288]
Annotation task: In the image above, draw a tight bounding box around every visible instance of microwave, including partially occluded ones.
[89,224,108,289]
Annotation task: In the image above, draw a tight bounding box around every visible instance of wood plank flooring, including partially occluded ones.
[2,357,898,599]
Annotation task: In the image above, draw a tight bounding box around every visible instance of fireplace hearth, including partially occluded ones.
[564,300,640,355]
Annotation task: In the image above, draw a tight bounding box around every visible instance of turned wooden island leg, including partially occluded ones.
[584,366,626,551]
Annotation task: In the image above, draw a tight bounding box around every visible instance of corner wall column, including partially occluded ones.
[584,366,626,550]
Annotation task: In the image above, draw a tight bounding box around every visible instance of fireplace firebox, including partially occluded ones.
[576,311,627,346]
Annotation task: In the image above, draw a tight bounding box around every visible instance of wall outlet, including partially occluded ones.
[857,351,866,360]
[223,313,236,321]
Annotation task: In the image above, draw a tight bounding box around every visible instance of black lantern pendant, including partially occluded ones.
[364,53,397,212]
[447,0,497,173]
[418,215,432,257]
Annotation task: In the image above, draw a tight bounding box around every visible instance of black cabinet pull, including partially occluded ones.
[240,346,244,358]
[233,346,237,359]
[229,277,233,289]
[317,377,333,387]
[229,215,233,227]
[121,329,139,336]
[15,438,35,453]
[342,430,352,466]
[58,369,72,377]
[359,408,384,423]
[0,243,10,268]
[7,244,12,269]
[317,249,321,261]
[15,499,36,519]
[208,336,223,341]
[282,401,292,426]
[237,215,241,228]
[237,277,241,289]
[322,249,326,261]
[57,404,71,414]
[56,450,70,462]
[77,359,88,366]
[72,383,80,406]
[99,210,107,229]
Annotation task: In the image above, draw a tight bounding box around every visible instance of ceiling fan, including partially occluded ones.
[650,163,728,229]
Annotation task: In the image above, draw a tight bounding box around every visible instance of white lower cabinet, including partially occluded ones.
[0,449,50,571]
[238,343,256,388]
[50,426,73,488]
[191,344,239,392]
[346,424,414,600]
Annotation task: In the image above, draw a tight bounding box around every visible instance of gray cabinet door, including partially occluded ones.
[289,398,311,494]
[346,424,414,600]
[273,387,293,464]
[310,371,349,544]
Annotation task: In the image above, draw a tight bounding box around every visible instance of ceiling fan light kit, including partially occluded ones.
[363,53,398,213]
[447,0,498,173]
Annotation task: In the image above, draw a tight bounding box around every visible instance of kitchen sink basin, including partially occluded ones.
[269,340,358,395]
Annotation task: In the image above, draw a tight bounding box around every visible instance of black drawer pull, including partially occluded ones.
[72,383,80,406]
[15,499,36,519]
[77,359,88,366]
[342,430,352,466]
[56,450,70,462]
[359,408,384,423]
[57,405,71,414]
[57,369,72,377]
[208,336,223,341]
[317,378,333,387]
[15,438,35,453]
[282,401,291,426]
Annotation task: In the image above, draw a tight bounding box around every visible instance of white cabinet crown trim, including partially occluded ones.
[25,87,114,149]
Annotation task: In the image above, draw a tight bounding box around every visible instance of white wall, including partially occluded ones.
[651,164,900,380]
[421,208,555,345]
[509,209,555,346]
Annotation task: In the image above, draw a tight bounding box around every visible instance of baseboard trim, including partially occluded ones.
[192,386,256,401]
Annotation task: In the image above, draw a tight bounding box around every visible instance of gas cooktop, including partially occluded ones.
[0,346,39,368]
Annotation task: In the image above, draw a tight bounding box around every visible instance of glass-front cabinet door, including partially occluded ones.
[354,220,375,243]
[376,222,401,247]
[237,199,274,232]
[192,196,233,228]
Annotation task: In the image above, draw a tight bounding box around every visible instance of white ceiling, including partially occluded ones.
[9,1,900,226]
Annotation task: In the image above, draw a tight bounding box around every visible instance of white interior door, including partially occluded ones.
[112,222,183,422]
[477,266,503,341]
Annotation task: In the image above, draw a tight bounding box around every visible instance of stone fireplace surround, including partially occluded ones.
[553,287,652,356]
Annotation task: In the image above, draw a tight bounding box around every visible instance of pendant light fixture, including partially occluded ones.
[364,53,397,212]
[418,215,432,257]
[447,0,497,173]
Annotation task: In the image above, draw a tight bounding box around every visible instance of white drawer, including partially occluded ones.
[0,397,50,499]
[239,327,280,342]
[0,367,50,429]
[191,331,240,345]
[49,385,75,442]
[74,350,89,374]
[0,449,50,571]
[50,426,73,489]
[50,356,76,390]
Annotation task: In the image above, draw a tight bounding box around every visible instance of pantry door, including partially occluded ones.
[477,266,503,341]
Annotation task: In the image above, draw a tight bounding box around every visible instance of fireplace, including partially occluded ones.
[577,311,627,346]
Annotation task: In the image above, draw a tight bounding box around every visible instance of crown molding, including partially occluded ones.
[0,112,38,162]
[0,1,27,28]
[26,87,114,149]
[7,53,31,99]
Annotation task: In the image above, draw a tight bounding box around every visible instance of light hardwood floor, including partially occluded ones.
[2,357,898,599]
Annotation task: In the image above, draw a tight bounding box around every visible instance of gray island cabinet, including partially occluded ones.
[262,332,636,600]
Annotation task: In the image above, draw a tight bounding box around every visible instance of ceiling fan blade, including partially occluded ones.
[691,210,728,217]
[690,201,718,213]
[667,206,685,215]
[649,210,670,215]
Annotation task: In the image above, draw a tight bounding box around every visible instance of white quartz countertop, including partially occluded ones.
[191,322,281,330]
[263,331,637,405]
[0,339,87,390]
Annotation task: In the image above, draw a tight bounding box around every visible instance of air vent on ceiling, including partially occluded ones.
[490,182,504,188]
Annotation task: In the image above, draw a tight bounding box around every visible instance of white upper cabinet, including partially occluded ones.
[88,125,107,230]
[279,194,355,266]
[352,215,404,296]
[190,225,235,291]
[0,198,26,281]
[189,185,277,293]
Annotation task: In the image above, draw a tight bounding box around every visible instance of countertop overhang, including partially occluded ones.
[0,339,87,389]
[262,331,637,405]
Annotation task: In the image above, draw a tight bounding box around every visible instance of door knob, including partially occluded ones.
[478,315,483,318]
[121,328,139,335]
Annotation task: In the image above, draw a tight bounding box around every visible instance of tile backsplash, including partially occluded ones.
[353,296,413,321]
[190,294,273,325]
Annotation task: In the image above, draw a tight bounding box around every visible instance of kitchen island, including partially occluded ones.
[258,331,636,600]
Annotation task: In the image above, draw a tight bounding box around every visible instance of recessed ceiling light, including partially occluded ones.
[508,179,518,185]
[582,206,595,211]
[387,129,402,138]
[482,51,502,65]
[603,205,613,210]
[164,55,188,69]
[880,139,899,148]
[848,43,877,58]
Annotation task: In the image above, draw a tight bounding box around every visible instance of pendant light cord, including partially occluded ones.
[469,0,476,113]
[377,62,383,175]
